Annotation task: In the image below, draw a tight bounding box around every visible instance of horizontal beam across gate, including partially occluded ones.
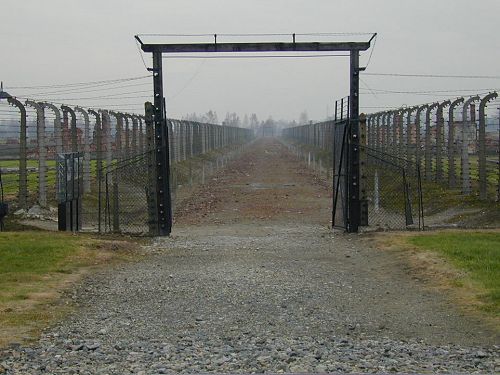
[139,41,372,54]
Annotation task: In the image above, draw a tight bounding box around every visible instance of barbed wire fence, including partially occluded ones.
[0,90,253,234]
[283,91,499,230]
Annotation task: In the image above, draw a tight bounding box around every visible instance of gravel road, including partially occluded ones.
[1,138,498,374]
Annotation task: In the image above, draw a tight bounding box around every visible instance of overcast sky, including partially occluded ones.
[1,0,499,122]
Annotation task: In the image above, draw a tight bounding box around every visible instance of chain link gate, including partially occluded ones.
[57,152,83,231]
[332,98,350,230]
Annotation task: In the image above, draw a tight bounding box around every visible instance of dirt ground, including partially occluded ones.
[2,137,498,374]
[172,137,498,346]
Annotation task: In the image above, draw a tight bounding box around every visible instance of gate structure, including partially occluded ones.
[332,97,366,232]
[136,33,376,235]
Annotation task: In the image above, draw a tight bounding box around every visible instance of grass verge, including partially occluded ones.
[408,231,500,314]
[373,230,499,322]
[0,231,140,348]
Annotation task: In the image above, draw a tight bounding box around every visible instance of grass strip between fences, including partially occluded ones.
[0,230,140,348]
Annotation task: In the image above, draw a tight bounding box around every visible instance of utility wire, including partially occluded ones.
[167,59,207,101]
[363,72,500,79]
[17,90,152,102]
[363,34,377,68]
[135,38,150,71]
[7,75,152,90]
[18,81,151,98]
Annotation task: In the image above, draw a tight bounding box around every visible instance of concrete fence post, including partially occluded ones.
[124,116,131,160]
[462,96,480,195]
[7,97,28,208]
[435,100,450,183]
[380,112,388,153]
[375,113,382,152]
[447,97,464,188]
[26,100,47,207]
[405,107,416,165]
[131,115,139,156]
[478,92,498,200]
[424,103,439,181]
[415,104,428,171]
[88,110,102,186]
[110,112,123,162]
[138,116,145,153]
[75,107,91,193]
[61,105,77,153]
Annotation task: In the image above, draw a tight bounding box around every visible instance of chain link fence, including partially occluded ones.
[0,94,253,233]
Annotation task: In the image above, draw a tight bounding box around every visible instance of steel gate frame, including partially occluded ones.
[135,33,376,235]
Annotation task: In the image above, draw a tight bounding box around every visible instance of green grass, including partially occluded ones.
[0,232,82,279]
[0,231,136,347]
[408,232,500,314]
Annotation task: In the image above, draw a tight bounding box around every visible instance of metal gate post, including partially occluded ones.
[152,50,172,236]
[145,102,158,234]
[348,50,361,233]
[359,114,368,226]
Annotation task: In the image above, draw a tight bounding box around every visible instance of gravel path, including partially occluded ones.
[1,138,498,374]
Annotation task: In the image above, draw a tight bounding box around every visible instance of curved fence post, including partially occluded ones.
[138,116,145,153]
[435,100,451,183]
[75,107,91,193]
[424,102,439,181]
[415,104,428,171]
[88,109,102,231]
[88,108,102,175]
[380,112,388,153]
[26,100,47,207]
[109,112,123,162]
[100,111,112,175]
[478,92,498,199]
[375,112,382,152]
[42,103,63,200]
[448,97,464,188]
[462,96,480,195]
[131,115,139,156]
[7,97,28,208]
[391,110,400,156]
[404,107,416,164]
[61,105,78,153]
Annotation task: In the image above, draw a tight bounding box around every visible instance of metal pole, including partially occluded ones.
[153,49,172,236]
[348,50,360,233]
